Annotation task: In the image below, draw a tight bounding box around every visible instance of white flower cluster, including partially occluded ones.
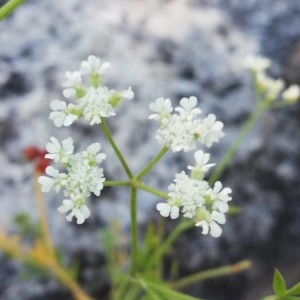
[38,137,106,224]
[149,96,224,152]
[50,55,134,127]
[156,150,232,238]
[245,55,300,103]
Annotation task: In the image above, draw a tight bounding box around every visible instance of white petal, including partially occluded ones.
[63,114,77,126]
[80,205,91,218]
[45,166,59,177]
[213,201,229,213]
[87,143,101,154]
[211,211,226,224]
[49,112,65,127]
[46,137,60,153]
[38,176,54,192]
[121,87,134,100]
[63,88,75,98]
[156,203,171,217]
[50,100,66,110]
[196,221,209,235]
[66,213,74,222]
[170,206,179,219]
[100,62,111,72]
[209,221,222,238]
[213,181,222,193]
[62,137,74,153]
[58,204,71,214]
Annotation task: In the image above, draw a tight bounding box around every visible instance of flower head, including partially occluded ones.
[256,73,284,100]
[39,137,107,224]
[149,97,223,152]
[244,55,271,73]
[156,152,232,238]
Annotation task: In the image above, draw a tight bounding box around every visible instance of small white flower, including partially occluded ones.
[150,97,223,151]
[119,87,134,100]
[175,96,201,118]
[62,71,83,98]
[156,202,179,219]
[83,143,107,164]
[49,100,78,127]
[63,71,82,87]
[80,55,110,76]
[207,181,232,213]
[195,211,226,238]
[45,136,74,163]
[188,150,215,179]
[200,114,224,148]
[282,85,300,103]
[244,55,271,73]
[58,198,91,225]
[149,97,173,122]
[38,166,66,192]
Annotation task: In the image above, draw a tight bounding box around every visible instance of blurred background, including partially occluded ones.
[1,0,300,299]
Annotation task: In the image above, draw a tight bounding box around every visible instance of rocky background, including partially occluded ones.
[1,0,300,299]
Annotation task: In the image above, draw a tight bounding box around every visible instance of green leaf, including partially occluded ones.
[286,282,300,297]
[139,277,203,300]
[273,269,287,297]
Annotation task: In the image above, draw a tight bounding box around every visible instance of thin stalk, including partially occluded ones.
[169,260,252,290]
[114,275,130,300]
[100,118,133,179]
[145,220,194,270]
[133,277,202,300]
[0,0,24,20]
[209,107,263,184]
[134,181,168,199]
[33,169,54,256]
[50,261,94,300]
[136,146,168,180]
[122,284,142,300]
[130,186,139,274]
[104,180,130,187]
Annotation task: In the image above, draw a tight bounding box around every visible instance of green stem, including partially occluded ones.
[135,182,168,199]
[134,277,202,300]
[130,187,139,275]
[145,220,194,270]
[114,276,131,300]
[209,107,263,185]
[100,118,133,179]
[169,260,252,290]
[136,146,168,180]
[104,180,130,187]
[0,0,24,20]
